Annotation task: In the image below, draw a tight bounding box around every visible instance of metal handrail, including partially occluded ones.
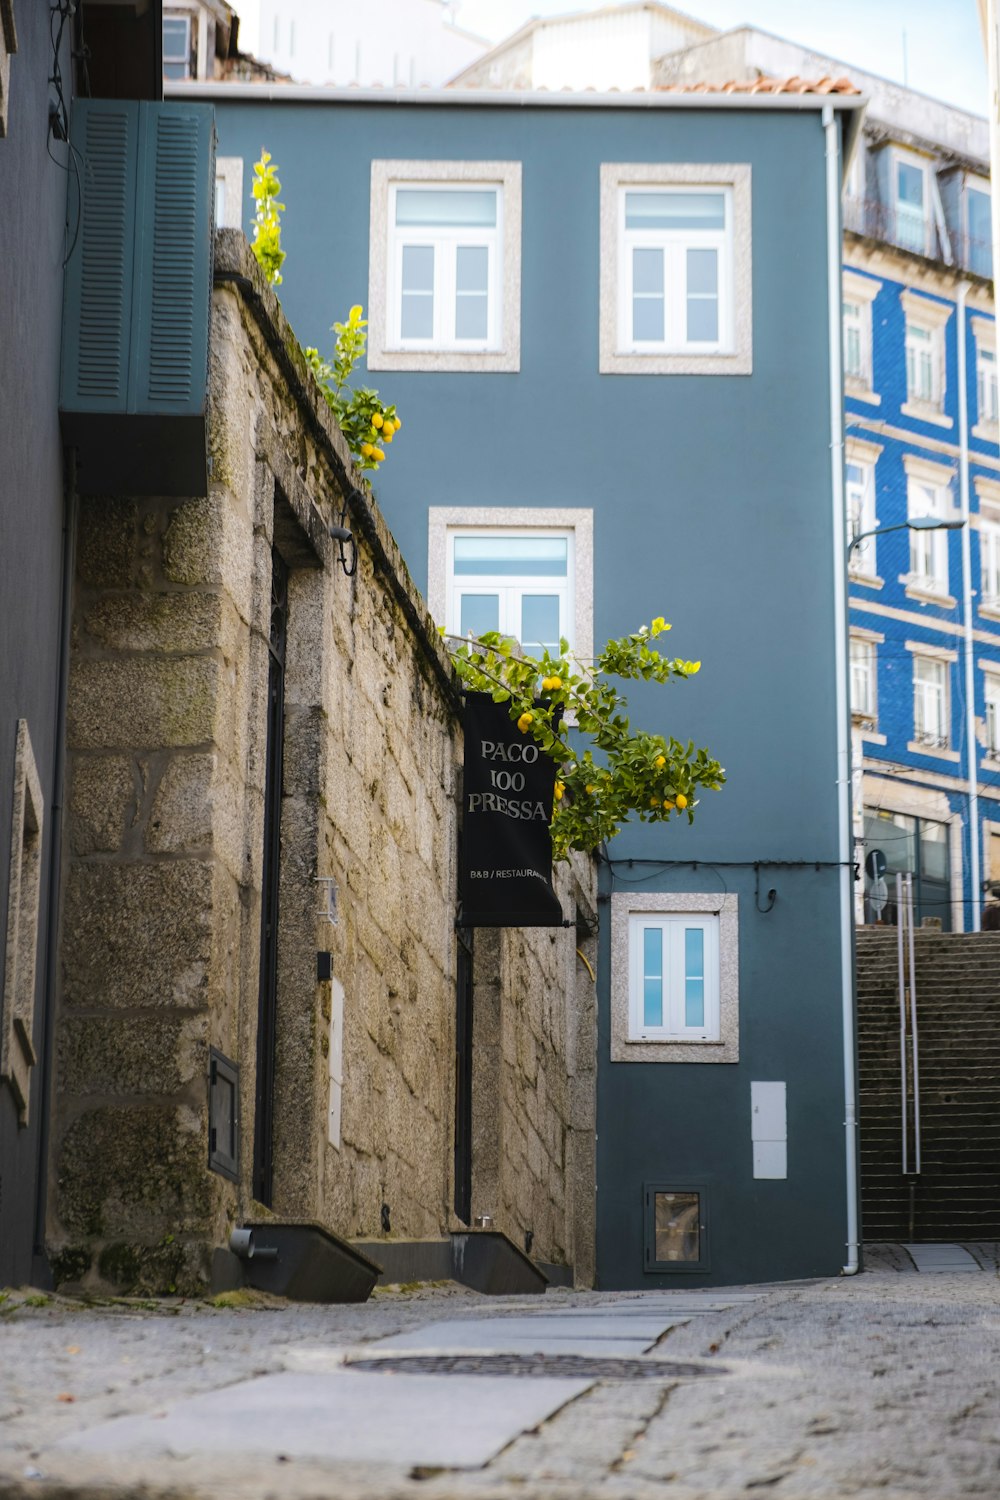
[907,873,922,1175]
[897,873,908,1175]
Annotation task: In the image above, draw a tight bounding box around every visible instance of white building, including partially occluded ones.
[449,2,714,93]
[252,0,488,88]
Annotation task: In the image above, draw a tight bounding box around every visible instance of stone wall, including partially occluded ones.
[48,233,596,1294]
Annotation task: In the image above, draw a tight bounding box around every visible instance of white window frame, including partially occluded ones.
[627,913,720,1042]
[901,455,957,601]
[973,317,998,438]
[616,186,733,357]
[162,13,192,80]
[600,163,752,376]
[610,892,739,1064]
[842,269,880,398]
[912,654,950,749]
[846,444,879,579]
[900,289,952,423]
[984,671,1000,761]
[850,634,877,724]
[982,517,1000,611]
[368,160,522,373]
[388,183,500,352]
[446,530,573,655]
[428,507,593,666]
[892,149,930,257]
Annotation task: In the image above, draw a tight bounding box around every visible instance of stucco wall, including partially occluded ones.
[48,234,595,1294]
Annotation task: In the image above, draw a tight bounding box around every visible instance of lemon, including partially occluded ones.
[360,442,374,457]
[373,447,385,462]
[382,429,393,443]
[554,781,564,800]
[392,415,401,429]
[664,801,675,812]
[650,797,660,808]
[675,793,688,810]
[585,784,596,795]
[371,412,385,429]
[541,675,562,692]
[654,754,666,768]
[517,712,533,733]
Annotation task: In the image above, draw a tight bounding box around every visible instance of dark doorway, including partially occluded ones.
[253,549,288,1207]
[454,927,474,1224]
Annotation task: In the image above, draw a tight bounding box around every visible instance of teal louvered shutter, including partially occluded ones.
[60,101,140,412]
[131,103,215,414]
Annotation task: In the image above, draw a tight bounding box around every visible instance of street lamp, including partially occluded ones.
[848,515,964,559]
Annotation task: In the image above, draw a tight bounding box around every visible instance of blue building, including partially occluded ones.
[189,72,865,1286]
[655,29,999,931]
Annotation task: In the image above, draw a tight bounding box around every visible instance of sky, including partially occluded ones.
[237,0,988,116]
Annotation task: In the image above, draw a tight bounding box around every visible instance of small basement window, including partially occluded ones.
[644,1183,710,1272]
[209,1048,239,1182]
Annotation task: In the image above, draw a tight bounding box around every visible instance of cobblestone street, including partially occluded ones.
[2,1248,1000,1500]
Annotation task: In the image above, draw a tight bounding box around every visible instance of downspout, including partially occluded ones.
[824,102,861,1275]
[957,282,981,931]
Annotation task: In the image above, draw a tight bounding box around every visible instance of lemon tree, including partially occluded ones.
[250,151,286,285]
[449,618,725,861]
[303,305,401,475]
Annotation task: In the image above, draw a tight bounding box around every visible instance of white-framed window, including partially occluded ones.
[965,179,992,279]
[981,519,1000,610]
[907,478,951,595]
[893,152,930,256]
[600,163,752,376]
[610,892,739,1064]
[984,672,1000,759]
[368,160,522,373]
[901,290,952,419]
[850,636,877,722]
[162,14,192,80]
[846,457,877,574]
[618,187,732,355]
[913,655,949,747]
[448,531,572,655]
[906,323,939,405]
[975,319,998,434]
[842,269,880,396]
[428,507,593,665]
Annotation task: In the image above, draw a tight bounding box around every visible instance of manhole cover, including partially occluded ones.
[345,1354,726,1380]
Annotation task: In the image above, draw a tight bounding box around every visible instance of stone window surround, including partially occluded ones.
[427,505,593,667]
[215,156,244,230]
[843,267,881,402]
[599,162,752,376]
[610,891,739,1064]
[2,718,43,1126]
[367,159,522,373]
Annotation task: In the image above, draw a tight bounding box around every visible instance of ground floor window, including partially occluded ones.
[644,1183,709,1271]
[862,808,951,931]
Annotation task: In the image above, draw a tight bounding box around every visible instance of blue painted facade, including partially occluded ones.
[200,86,860,1286]
[845,137,1000,934]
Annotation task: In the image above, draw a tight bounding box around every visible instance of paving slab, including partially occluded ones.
[54,1368,591,1470]
[366,1316,676,1356]
[903,1243,982,1273]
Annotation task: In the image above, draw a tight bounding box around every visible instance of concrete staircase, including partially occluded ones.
[857,928,1000,1242]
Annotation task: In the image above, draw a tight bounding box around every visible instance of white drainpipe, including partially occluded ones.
[824,102,860,1276]
[957,282,982,931]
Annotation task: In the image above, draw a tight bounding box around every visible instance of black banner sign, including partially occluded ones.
[459,694,564,928]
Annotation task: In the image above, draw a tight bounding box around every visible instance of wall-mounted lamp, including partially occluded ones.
[315,876,339,925]
[329,488,362,578]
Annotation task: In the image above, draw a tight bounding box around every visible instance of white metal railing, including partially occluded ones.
[896,872,922,1181]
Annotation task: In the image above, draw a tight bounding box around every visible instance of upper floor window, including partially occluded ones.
[894,154,929,256]
[906,475,953,597]
[427,507,593,666]
[162,15,192,80]
[846,456,877,576]
[913,655,949,748]
[628,913,720,1043]
[981,519,1000,610]
[368,161,522,373]
[974,318,998,435]
[901,290,952,420]
[985,672,1000,759]
[600,164,752,376]
[966,180,992,280]
[842,270,880,396]
[850,636,877,722]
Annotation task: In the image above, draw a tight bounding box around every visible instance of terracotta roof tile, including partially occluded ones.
[655,74,861,96]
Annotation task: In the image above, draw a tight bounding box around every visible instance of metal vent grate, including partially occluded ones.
[345,1354,727,1381]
